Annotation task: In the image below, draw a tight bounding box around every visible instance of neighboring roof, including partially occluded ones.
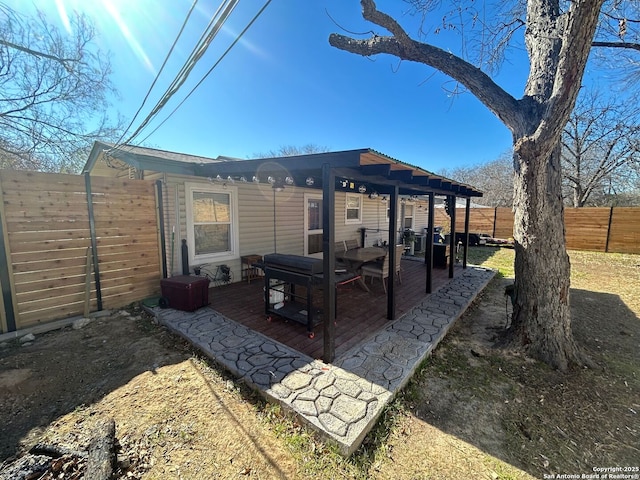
[83,142,483,198]
[434,197,490,208]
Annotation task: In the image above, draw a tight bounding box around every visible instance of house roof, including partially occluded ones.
[83,142,483,198]
[82,141,235,176]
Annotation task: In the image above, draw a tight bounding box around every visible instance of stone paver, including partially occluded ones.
[148,264,494,455]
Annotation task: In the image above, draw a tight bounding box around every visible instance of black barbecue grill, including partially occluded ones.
[263,254,323,338]
[262,254,360,339]
[263,254,323,274]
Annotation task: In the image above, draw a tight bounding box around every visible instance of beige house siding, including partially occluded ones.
[90,164,439,283]
[237,183,279,254]
[360,197,390,246]
[89,156,140,179]
[165,180,421,281]
[272,188,305,256]
[347,197,432,248]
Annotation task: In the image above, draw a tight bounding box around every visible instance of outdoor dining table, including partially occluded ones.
[335,246,388,292]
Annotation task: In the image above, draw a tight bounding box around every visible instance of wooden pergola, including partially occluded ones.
[194,148,483,362]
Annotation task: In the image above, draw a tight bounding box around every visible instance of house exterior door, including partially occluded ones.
[304,194,323,257]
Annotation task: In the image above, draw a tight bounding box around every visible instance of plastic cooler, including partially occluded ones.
[160,275,209,311]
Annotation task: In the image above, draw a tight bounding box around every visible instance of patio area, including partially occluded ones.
[209,256,461,359]
[148,258,495,455]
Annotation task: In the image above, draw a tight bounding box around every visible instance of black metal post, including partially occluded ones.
[273,188,277,253]
[359,227,366,248]
[84,173,103,311]
[322,163,336,363]
[463,197,471,269]
[156,180,168,278]
[426,192,434,293]
[605,206,614,253]
[449,195,456,279]
[181,239,189,275]
[0,206,16,332]
[387,186,399,320]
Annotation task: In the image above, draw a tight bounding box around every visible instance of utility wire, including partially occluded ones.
[135,0,274,146]
[144,0,235,119]
[120,0,239,147]
[111,0,200,150]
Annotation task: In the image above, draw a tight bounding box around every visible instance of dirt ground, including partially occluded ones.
[1,249,638,479]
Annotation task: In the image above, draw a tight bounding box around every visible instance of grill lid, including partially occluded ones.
[263,253,323,274]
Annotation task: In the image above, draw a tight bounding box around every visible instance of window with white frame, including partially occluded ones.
[345,194,362,224]
[185,182,239,264]
[403,204,414,229]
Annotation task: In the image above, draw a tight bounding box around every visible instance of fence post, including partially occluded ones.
[156,180,168,279]
[605,207,614,253]
[0,184,17,332]
[493,207,497,238]
[84,173,103,311]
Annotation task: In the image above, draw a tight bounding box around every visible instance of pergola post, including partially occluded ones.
[448,195,456,279]
[387,185,399,320]
[463,197,471,269]
[321,163,336,363]
[425,192,434,293]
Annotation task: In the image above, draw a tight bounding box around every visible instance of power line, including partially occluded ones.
[135,0,274,146]
[112,0,201,150]
[120,0,240,147]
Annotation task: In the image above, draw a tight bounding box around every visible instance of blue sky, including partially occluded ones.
[11,1,531,172]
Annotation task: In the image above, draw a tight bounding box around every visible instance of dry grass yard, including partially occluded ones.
[1,247,638,479]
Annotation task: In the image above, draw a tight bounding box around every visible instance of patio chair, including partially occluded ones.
[361,244,404,293]
[344,238,359,250]
[334,241,348,271]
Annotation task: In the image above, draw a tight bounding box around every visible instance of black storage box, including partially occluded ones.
[433,244,449,268]
[160,275,209,312]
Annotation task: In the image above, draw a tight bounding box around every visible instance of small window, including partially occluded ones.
[345,194,362,224]
[404,204,414,229]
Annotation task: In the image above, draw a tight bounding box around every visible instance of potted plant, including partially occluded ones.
[403,228,416,255]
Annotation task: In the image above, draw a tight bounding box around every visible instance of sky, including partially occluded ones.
[9,0,532,173]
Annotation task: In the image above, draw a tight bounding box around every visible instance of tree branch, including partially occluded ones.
[592,41,640,51]
[329,0,521,132]
[0,39,76,71]
[514,0,606,162]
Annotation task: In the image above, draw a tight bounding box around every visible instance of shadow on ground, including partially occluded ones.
[398,280,640,478]
[0,309,189,461]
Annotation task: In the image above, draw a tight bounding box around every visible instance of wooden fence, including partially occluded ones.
[435,206,640,254]
[0,170,163,334]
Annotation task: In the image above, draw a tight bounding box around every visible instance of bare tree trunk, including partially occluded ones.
[328,0,605,371]
[506,142,587,371]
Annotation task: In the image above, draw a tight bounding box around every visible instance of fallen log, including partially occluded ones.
[85,418,116,480]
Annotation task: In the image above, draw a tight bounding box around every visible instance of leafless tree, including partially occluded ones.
[329,0,640,370]
[0,4,121,173]
[562,88,640,207]
[592,1,640,85]
[439,153,514,207]
[251,144,331,158]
